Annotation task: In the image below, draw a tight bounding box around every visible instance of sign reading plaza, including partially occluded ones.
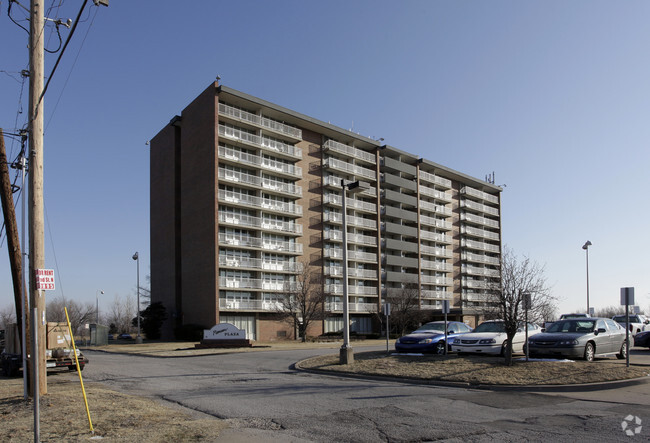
[35,269,55,291]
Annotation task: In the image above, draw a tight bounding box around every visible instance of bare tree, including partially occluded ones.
[485,246,556,366]
[594,306,625,318]
[383,283,427,337]
[0,304,16,330]
[104,294,136,334]
[46,296,95,338]
[273,261,327,342]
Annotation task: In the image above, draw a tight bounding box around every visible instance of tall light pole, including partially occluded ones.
[339,179,370,365]
[582,241,592,315]
[95,290,104,324]
[132,252,142,343]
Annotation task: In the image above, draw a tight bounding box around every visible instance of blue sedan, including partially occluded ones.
[395,321,473,354]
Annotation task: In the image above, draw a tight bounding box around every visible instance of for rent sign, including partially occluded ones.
[35,269,55,290]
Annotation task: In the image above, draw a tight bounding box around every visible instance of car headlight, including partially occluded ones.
[420,338,433,344]
[479,338,496,344]
[396,338,401,344]
[558,340,579,345]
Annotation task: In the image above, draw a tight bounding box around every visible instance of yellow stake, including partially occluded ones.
[64,307,94,433]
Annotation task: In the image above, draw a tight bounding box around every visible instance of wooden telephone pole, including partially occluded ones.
[29,0,47,395]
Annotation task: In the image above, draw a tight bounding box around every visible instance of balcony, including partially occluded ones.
[420,290,451,300]
[421,260,453,272]
[419,185,452,203]
[418,200,452,216]
[461,199,499,217]
[323,230,376,246]
[218,168,302,197]
[461,238,500,254]
[460,212,500,229]
[419,230,452,244]
[219,256,302,272]
[323,248,377,262]
[324,301,377,313]
[218,233,303,254]
[323,284,378,296]
[218,190,302,216]
[322,193,377,213]
[419,170,451,189]
[462,252,500,266]
[219,277,298,292]
[461,186,499,205]
[419,215,452,231]
[420,275,453,286]
[323,157,376,180]
[218,212,302,235]
[322,175,377,197]
[461,225,500,241]
[218,145,302,178]
[462,279,492,290]
[218,124,302,160]
[219,103,303,140]
[323,212,377,230]
[219,298,288,312]
[323,139,376,165]
[420,245,452,258]
[324,266,377,279]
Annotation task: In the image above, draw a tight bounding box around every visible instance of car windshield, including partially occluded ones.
[546,319,596,333]
[413,323,445,333]
[473,322,505,333]
[613,316,638,323]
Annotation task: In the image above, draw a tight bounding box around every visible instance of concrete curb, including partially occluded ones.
[294,359,650,392]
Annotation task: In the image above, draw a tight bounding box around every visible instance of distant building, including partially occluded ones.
[150,82,502,341]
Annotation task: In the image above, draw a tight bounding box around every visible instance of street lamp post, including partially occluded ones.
[132,252,142,344]
[339,179,370,365]
[95,290,104,324]
[582,241,592,315]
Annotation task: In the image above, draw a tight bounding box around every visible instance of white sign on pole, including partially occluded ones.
[620,287,635,306]
[35,269,55,290]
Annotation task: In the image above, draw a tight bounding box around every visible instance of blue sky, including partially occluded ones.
[1,0,649,318]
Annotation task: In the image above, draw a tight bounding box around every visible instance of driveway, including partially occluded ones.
[83,346,650,442]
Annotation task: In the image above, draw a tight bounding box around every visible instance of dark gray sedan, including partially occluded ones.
[527,317,627,362]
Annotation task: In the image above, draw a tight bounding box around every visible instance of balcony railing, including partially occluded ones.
[323,139,376,164]
[218,124,302,160]
[462,252,500,265]
[218,212,302,235]
[461,239,500,254]
[218,189,302,216]
[323,248,377,262]
[323,284,378,296]
[419,170,451,188]
[219,256,302,272]
[460,212,500,229]
[323,212,376,230]
[323,157,376,180]
[322,175,377,197]
[461,199,499,217]
[219,277,298,291]
[218,145,302,178]
[421,260,453,272]
[218,233,303,254]
[323,266,377,279]
[420,245,452,258]
[418,200,452,216]
[324,301,378,313]
[462,265,500,278]
[419,185,452,202]
[420,275,453,286]
[219,298,287,311]
[419,215,452,231]
[461,225,500,241]
[322,193,377,213]
[461,186,499,204]
[419,230,452,244]
[219,103,303,139]
[219,168,302,197]
[323,230,376,246]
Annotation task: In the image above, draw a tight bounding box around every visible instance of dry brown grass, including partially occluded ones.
[298,351,650,385]
[0,373,227,442]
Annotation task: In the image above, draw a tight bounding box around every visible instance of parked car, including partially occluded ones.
[633,330,650,348]
[612,314,649,335]
[559,313,591,320]
[117,333,133,340]
[450,320,541,356]
[395,321,473,354]
[527,317,626,362]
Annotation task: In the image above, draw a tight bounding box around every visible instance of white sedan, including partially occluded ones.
[451,320,541,355]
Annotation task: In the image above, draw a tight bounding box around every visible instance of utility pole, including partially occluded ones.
[29,0,47,395]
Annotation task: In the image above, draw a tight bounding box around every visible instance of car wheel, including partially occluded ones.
[500,341,508,357]
[584,342,595,362]
[616,341,628,360]
[435,341,446,355]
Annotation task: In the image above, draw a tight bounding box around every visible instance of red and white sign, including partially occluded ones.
[35,269,56,291]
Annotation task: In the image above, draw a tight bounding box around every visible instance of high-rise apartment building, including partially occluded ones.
[150,82,502,340]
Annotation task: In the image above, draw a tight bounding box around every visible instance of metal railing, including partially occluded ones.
[218,145,302,177]
[218,212,302,235]
[323,139,376,164]
[218,189,302,216]
[418,170,451,188]
[219,103,302,139]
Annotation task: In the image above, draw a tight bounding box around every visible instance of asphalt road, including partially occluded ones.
[83,346,650,442]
